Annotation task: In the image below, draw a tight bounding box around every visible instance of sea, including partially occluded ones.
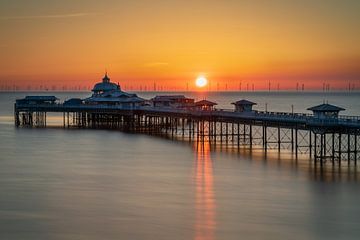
[1,91,360,240]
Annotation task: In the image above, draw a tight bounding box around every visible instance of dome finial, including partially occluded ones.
[102,70,110,83]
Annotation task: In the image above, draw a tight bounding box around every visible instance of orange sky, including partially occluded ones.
[1,0,360,90]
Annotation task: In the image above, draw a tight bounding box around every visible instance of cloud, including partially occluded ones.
[0,13,97,20]
[144,62,169,68]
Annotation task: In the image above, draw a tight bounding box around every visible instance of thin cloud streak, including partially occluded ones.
[0,13,97,20]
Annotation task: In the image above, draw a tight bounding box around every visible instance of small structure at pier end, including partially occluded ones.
[84,73,145,107]
[307,103,345,119]
[194,100,217,111]
[232,99,257,112]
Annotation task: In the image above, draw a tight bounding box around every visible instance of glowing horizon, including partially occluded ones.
[1,1,359,91]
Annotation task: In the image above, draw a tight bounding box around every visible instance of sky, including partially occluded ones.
[0,0,360,90]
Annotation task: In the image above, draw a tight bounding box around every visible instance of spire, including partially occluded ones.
[102,70,110,83]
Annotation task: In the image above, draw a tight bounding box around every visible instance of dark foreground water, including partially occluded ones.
[1,91,360,240]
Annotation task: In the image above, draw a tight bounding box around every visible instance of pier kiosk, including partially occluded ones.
[307,103,345,119]
[194,100,217,111]
[232,100,257,112]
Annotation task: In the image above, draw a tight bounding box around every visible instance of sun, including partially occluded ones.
[195,76,208,88]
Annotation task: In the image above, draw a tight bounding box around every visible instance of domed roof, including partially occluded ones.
[91,73,121,92]
[92,82,119,92]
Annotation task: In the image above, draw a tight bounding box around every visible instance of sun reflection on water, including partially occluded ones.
[194,141,216,240]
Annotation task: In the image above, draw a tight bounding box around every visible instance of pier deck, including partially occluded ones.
[15,103,360,164]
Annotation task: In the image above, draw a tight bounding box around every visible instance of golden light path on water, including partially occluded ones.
[194,140,216,240]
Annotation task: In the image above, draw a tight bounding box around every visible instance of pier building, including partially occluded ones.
[232,99,256,112]
[83,73,145,107]
[307,103,345,119]
[194,100,217,111]
[151,95,194,108]
[16,96,59,105]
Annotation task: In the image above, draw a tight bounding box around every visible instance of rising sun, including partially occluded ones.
[195,75,208,88]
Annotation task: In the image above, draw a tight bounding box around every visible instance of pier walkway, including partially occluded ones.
[15,102,360,164]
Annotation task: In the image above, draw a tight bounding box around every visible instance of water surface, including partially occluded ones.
[1,91,360,240]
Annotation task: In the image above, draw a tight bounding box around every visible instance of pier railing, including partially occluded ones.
[14,102,360,163]
[15,103,360,127]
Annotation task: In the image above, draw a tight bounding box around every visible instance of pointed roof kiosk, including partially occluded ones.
[307,103,345,119]
[232,99,257,112]
[194,100,217,111]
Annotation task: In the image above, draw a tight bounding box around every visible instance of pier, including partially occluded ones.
[13,74,360,165]
[14,100,360,165]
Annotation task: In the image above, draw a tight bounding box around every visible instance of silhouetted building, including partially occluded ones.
[64,98,83,106]
[16,96,58,105]
[194,100,217,111]
[151,95,194,108]
[84,73,145,107]
[91,73,120,94]
[232,99,257,112]
[307,103,345,119]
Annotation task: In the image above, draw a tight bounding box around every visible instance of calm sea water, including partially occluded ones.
[1,91,360,240]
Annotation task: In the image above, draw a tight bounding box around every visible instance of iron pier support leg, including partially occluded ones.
[291,128,294,152]
[15,110,20,127]
[263,124,267,152]
[243,124,246,143]
[249,124,253,149]
[171,118,174,138]
[332,133,335,165]
[182,118,185,137]
[214,121,217,142]
[197,121,200,143]
[348,134,351,165]
[63,112,65,128]
[220,122,223,144]
[339,133,342,165]
[320,134,324,166]
[237,122,240,148]
[324,133,326,162]
[225,122,229,145]
[314,133,317,162]
[277,125,281,152]
[295,127,298,158]
[309,131,312,158]
[29,112,33,126]
[232,123,234,142]
[355,134,357,165]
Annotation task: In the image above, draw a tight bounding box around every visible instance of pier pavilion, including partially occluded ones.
[307,103,345,119]
[232,99,257,112]
[194,100,217,111]
[83,73,145,107]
